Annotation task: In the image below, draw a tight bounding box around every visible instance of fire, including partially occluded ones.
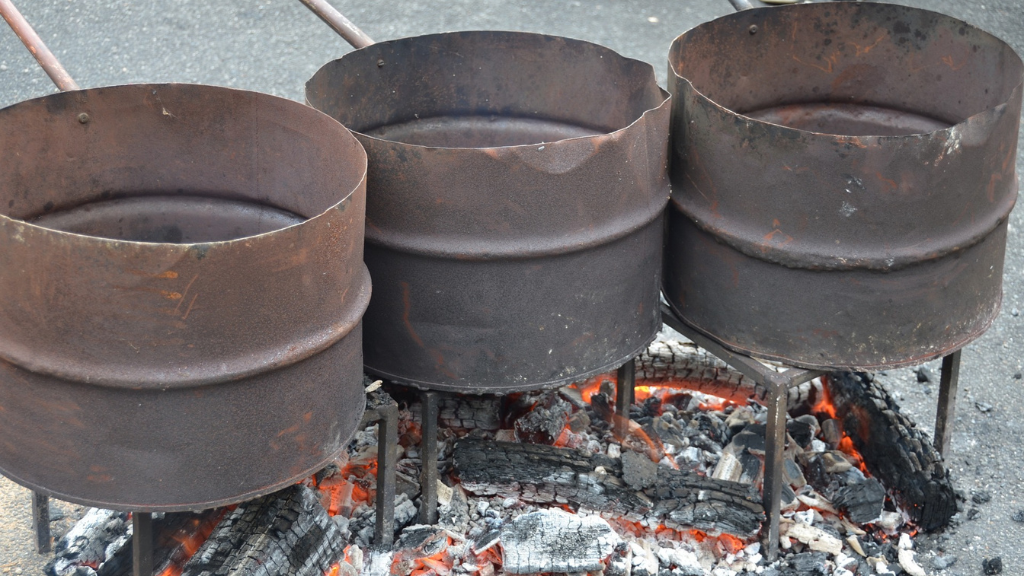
[154,511,227,576]
[811,378,869,474]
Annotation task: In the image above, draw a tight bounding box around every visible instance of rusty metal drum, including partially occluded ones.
[307,31,670,393]
[665,3,1023,370]
[0,84,370,511]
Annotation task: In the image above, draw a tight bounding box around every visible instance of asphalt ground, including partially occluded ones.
[0,1,1022,574]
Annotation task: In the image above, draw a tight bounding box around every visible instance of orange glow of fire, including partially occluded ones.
[155,511,227,576]
[811,380,869,474]
[325,563,341,576]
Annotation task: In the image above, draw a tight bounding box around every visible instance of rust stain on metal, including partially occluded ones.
[307,31,670,392]
[0,84,371,511]
[665,2,1023,370]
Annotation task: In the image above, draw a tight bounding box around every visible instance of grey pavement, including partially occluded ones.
[0,1,1022,575]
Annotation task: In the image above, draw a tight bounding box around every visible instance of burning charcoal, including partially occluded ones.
[695,412,727,443]
[438,486,470,533]
[725,405,756,435]
[832,478,885,523]
[784,459,807,489]
[784,522,842,556]
[641,396,663,418]
[396,524,448,557]
[499,509,620,574]
[820,419,842,448]
[652,413,689,449]
[471,529,500,553]
[827,372,956,531]
[45,509,130,576]
[622,449,659,490]
[605,542,632,576]
[915,367,933,383]
[787,551,828,575]
[971,490,992,504]
[630,541,660,576]
[181,485,343,576]
[513,393,572,444]
[787,418,816,449]
[654,545,703,575]
[730,424,767,456]
[567,410,590,433]
[983,556,1004,575]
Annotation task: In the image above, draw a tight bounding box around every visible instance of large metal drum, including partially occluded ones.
[307,32,670,393]
[665,3,1023,370]
[0,84,370,510]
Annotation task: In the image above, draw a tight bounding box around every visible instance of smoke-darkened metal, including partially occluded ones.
[0,84,370,511]
[665,3,1022,370]
[307,31,670,393]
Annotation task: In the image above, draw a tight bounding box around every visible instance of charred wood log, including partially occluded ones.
[45,509,222,576]
[96,511,224,576]
[826,372,957,531]
[181,485,344,576]
[453,439,764,537]
[636,340,824,408]
[46,509,130,576]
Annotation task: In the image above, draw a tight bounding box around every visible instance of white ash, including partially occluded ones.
[499,508,621,574]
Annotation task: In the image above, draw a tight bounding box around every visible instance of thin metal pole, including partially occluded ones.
[418,391,440,525]
[616,360,636,437]
[0,0,79,91]
[374,402,398,547]
[132,512,153,576]
[728,0,755,11]
[31,491,51,553]
[934,350,962,457]
[296,0,374,49]
[762,375,788,561]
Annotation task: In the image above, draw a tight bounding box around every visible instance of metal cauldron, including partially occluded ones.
[0,80,370,510]
[306,27,670,393]
[665,2,1022,370]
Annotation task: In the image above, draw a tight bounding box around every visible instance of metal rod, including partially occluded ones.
[31,491,51,553]
[934,350,962,457]
[374,401,398,547]
[297,0,374,49]
[762,374,788,562]
[132,512,153,576]
[0,0,79,91]
[728,0,755,11]
[418,391,440,525]
[615,360,636,437]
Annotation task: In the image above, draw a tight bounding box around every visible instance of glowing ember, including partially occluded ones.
[154,511,227,576]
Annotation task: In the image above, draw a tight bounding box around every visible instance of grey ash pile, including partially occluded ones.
[43,338,963,576]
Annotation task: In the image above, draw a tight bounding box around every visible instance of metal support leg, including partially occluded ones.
[132,512,153,576]
[615,360,636,437]
[934,350,962,457]
[374,401,398,547]
[418,391,440,525]
[762,375,788,562]
[32,491,51,553]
